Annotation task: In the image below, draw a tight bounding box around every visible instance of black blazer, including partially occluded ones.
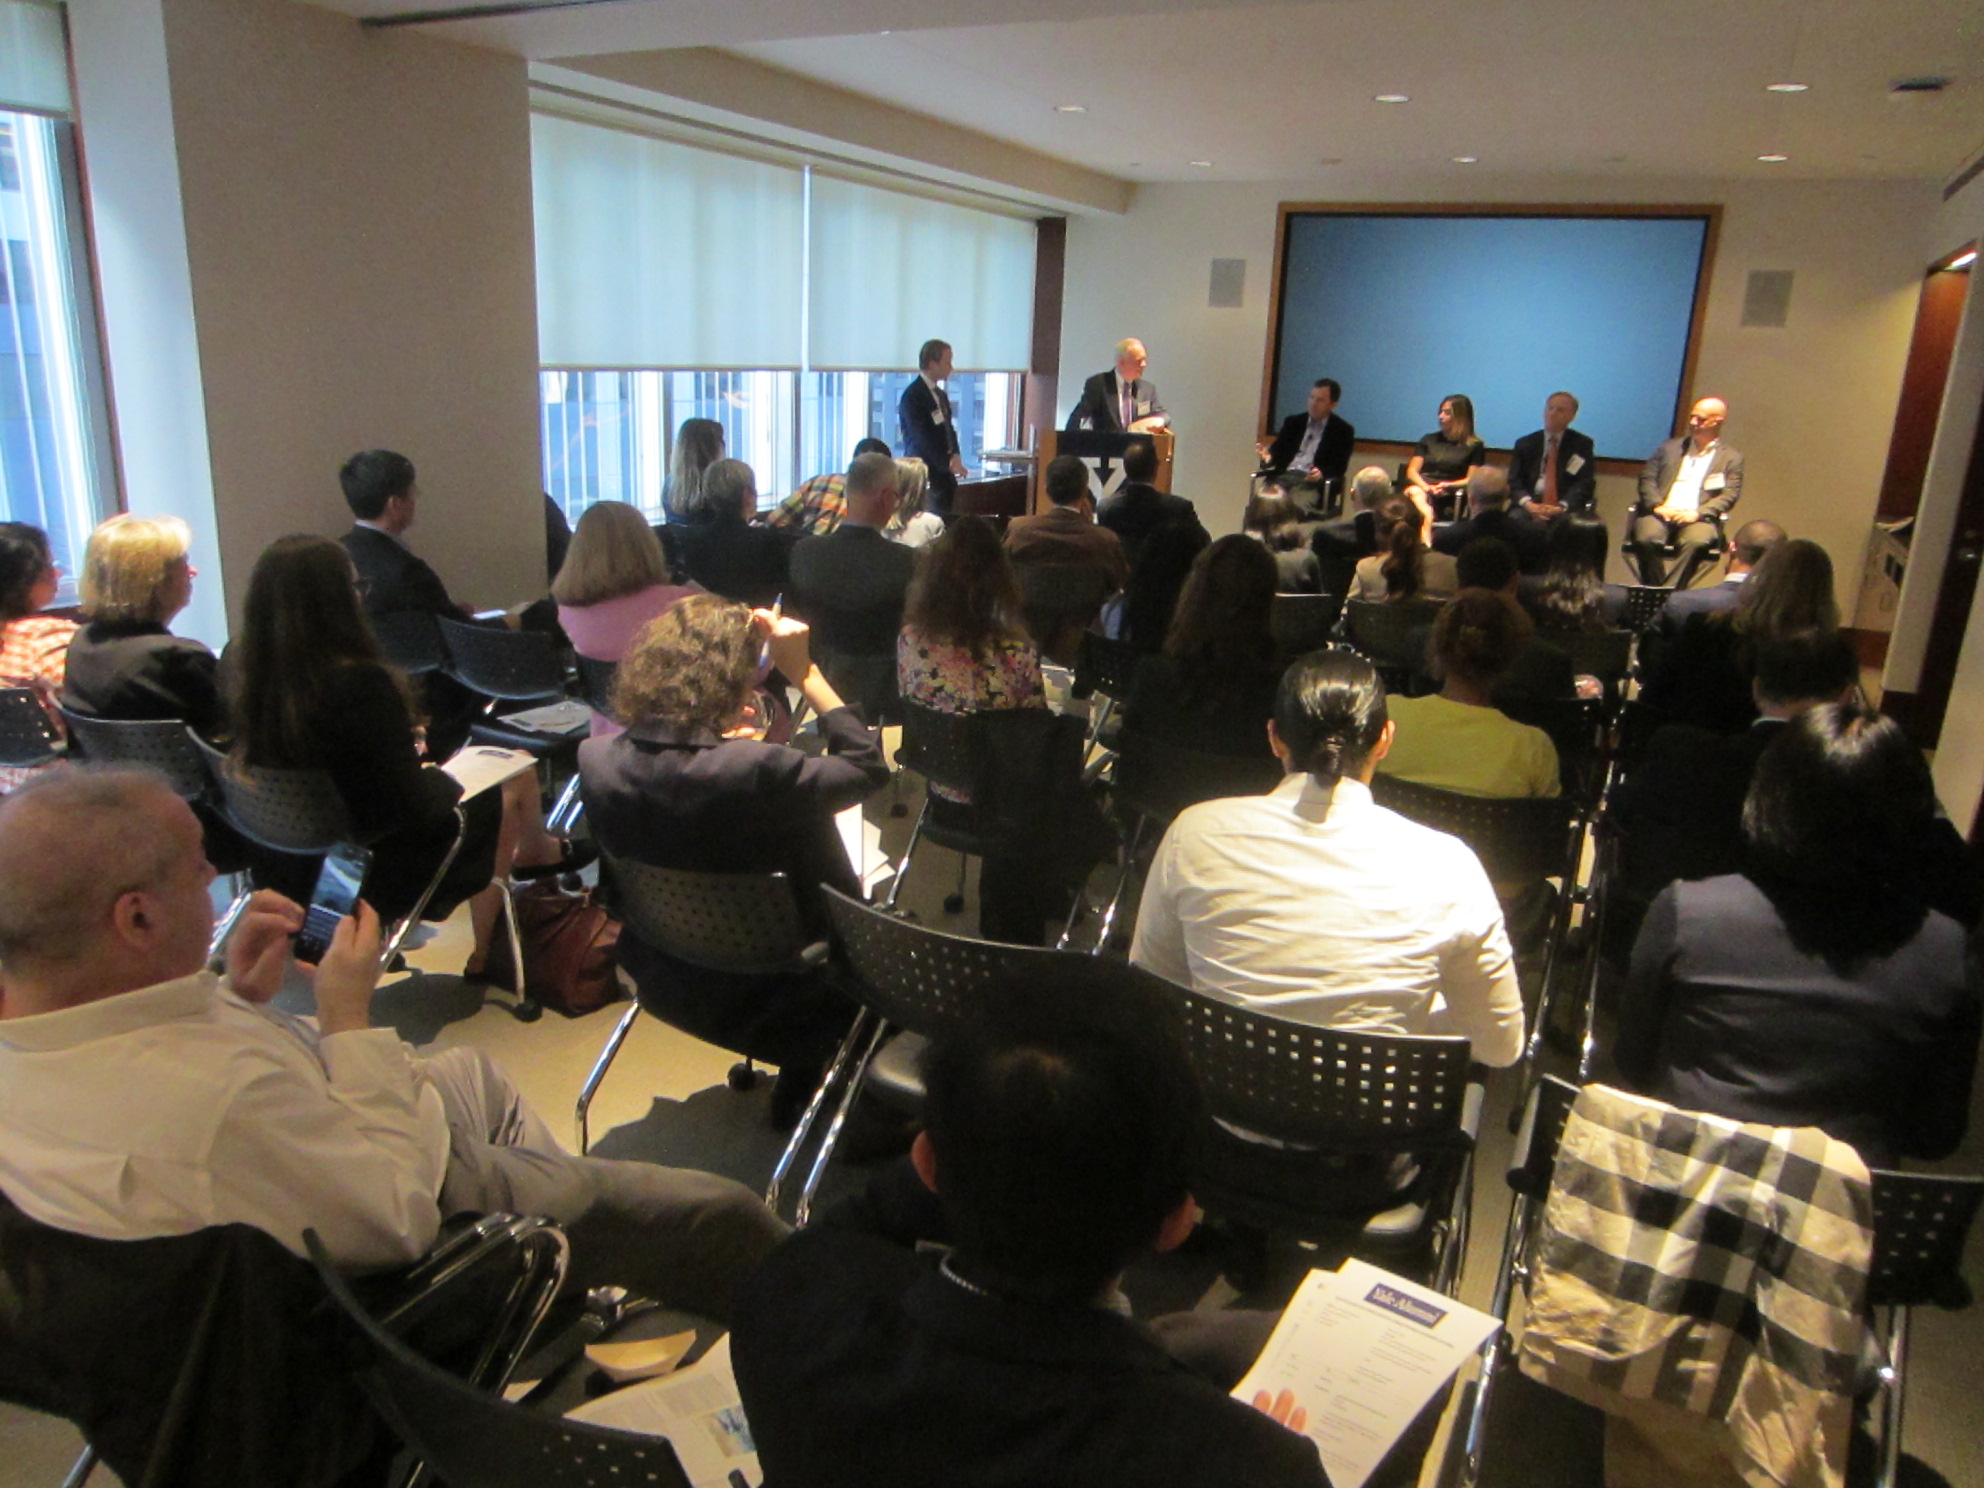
[62,621,226,741]
[1096,483,1206,570]
[340,525,473,623]
[897,378,960,510]
[1506,428,1597,514]
[1065,371,1165,434]
[1432,507,1549,573]
[1260,411,1356,492]
[677,518,794,609]
[789,525,917,657]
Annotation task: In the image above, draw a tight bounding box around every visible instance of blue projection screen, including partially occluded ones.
[1269,211,1713,461]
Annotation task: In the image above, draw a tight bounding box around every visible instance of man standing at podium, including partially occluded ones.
[899,339,968,517]
[1067,338,1168,433]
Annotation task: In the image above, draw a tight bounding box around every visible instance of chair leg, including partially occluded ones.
[765,1010,876,1217]
[489,879,537,1022]
[59,1446,96,1488]
[545,772,584,836]
[881,800,930,911]
[205,884,254,960]
[796,1018,893,1227]
[945,851,967,916]
[1876,1305,1910,1488]
[574,1003,641,1155]
[1083,816,1148,957]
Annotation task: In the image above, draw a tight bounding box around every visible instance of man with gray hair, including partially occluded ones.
[0,768,786,1311]
[1067,338,1168,433]
[788,451,918,715]
[1313,465,1395,560]
[1435,465,1544,570]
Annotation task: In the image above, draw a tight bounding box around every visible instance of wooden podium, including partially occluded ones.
[1032,429,1175,514]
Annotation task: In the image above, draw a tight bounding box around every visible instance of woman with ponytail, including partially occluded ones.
[1351,498,1458,602]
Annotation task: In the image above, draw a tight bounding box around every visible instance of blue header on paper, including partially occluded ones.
[1364,1284,1446,1329]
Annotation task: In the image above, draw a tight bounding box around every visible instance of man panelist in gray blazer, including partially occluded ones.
[1630,396,1744,589]
[1066,338,1168,434]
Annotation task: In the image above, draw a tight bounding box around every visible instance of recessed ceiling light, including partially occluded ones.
[1054,104,1087,113]
[1452,155,1478,164]
[1757,153,1789,163]
[1188,160,1213,168]
[1766,82,1809,93]
[1375,93,1410,104]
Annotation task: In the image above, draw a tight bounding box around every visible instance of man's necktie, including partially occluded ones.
[1544,435,1559,506]
[1120,381,1134,429]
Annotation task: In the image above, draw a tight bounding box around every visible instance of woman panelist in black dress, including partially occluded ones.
[1403,393,1486,522]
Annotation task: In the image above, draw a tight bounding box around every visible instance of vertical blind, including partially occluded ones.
[0,0,70,117]
[532,111,1037,373]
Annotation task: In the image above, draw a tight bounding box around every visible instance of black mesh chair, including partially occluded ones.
[768,887,1073,1225]
[1073,629,1141,761]
[1342,597,1446,690]
[1624,511,1726,590]
[883,699,996,915]
[574,652,619,721]
[373,611,449,677]
[437,618,587,830]
[1167,985,1482,1295]
[1618,583,1676,635]
[1015,562,1110,664]
[1270,591,1345,658]
[578,856,829,1154]
[0,685,63,769]
[1551,627,1634,713]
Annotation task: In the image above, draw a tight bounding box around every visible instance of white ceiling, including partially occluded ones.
[314,0,1984,183]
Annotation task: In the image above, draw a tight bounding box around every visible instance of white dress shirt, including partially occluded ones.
[1665,440,1720,517]
[1130,774,1525,1066]
[0,971,452,1267]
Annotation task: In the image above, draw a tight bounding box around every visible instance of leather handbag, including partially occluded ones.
[484,879,624,1017]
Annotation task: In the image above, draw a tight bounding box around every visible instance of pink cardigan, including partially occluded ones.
[558,583,700,736]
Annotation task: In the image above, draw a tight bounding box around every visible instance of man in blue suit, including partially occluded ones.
[898,339,967,517]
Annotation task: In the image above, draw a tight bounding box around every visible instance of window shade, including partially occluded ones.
[532,113,804,370]
[0,0,70,117]
[807,174,1035,372]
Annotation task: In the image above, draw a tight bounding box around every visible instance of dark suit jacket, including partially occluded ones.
[1004,507,1130,591]
[1066,371,1166,434]
[1097,483,1206,569]
[898,377,961,510]
[1635,438,1744,520]
[1261,411,1356,492]
[61,621,226,741]
[1618,873,1981,1166]
[1506,428,1597,514]
[789,525,918,657]
[731,1162,1330,1488]
[340,525,474,623]
[1433,507,1548,573]
[1654,576,1744,637]
[677,517,793,609]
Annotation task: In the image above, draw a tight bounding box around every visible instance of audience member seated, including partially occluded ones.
[769,437,893,536]
[673,458,793,609]
[1098,438,1206,569]
[62,513,223,740]
[231,537,571,978]
[1382,589,1561,801]
[661,416,727,525]
[1005,454,1130,663]
[884,458,946,550]
[580,597,884,1124]
[337,448,493,761]
[0,767,787,1310]
[1116,513,1211,656]
[790,452,918,716]
[1403,393,1486,519]
[1241,488,1322,594]
[0,522,79,793]
[1433,466,1545,571]
[732,960,1329,1488]
[1410,539,1577,721]
[552,501,700,737]
[1131,650,1523,1064]
[1650,517,1784,641]
[1519,512,1627,632]
[1352,498,1457,601]
[1122,536,1283,762]
[543,491,572,585]
[1312,466,1395,564]
[1638,537,1838,736]
[1617,701,1982,1166]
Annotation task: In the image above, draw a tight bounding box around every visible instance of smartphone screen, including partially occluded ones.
[294,843,372,964]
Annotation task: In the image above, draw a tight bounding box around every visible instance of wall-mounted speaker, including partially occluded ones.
[1209,258,1246,308]
[1741,269,1795,328]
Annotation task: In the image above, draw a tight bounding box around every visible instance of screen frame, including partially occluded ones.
[1259,202,1723,476]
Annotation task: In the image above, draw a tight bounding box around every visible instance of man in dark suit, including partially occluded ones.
[1065,338,1167,434]
[897,339,966,517]
[1652,518,1784,639]
[1507,391,1596,522]
[788,451,917,719]
[1257,378,1355,498]
[1631,396,1745,589]
[1433,468,1547,572]
[1097,439,1206,569]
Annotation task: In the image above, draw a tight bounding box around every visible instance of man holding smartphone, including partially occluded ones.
[0,767,787,1315]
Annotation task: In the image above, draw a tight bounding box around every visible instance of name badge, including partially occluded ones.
[930,409,946,425]
[1565,454,1585,475]
[1705,474,1726,492]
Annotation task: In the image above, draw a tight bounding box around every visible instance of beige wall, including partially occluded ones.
[79,0,545,633]
[1059,175,1935,610]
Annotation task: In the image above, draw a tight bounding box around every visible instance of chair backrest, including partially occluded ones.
[1168,983,1474,1151]
[1270,591,1346,657]
[603,855,814,976]
[1015,561,1110,614]
[1620,584,1674,634]
[1113,729,1281,827]
[1865,1170,1984,1311]
[372,610,447,675]
[1507,1074,1583,1198]
[1552,627,1634,684]
[1369,773,1574,884]
[823,884,1069,1039]
[437,618,567,702]
[1075,629,1141,701]
[58,710,209,799]
[197,737,354,854]
[1342,597,1445,670]
[0,686,62,768]
[575,652,620,718]
[898,698,987,799]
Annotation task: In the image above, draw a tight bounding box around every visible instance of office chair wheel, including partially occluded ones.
[511,998,543,1023]
[727,1061,759,1092]
[943,893,966,914]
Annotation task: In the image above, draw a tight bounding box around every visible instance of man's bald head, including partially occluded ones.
[0,768,192,974]
[1467,465,1511,514]
[844,451,902,527]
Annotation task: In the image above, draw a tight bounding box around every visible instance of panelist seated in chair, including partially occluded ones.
[1629,396,1743,589]
[229,537,576,979]
[1616,701,1982,1168]
[732,959,1329,1488]
[1131,650,1524,1065]
[0,768,787,1313]
[1402,393,1485,520]
[1257,376,1355,497]
[580,597,887,1120]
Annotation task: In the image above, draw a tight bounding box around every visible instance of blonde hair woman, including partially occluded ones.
[886,458,945,549]
[553,501,702,737]
[62,513,225,742]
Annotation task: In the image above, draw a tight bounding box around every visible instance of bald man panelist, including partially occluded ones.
[1067,338,1169,434]
[0,767,786,1311]
[1631,396,1745,589]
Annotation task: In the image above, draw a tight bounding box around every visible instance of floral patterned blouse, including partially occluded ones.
[0,614,79,792]
[897,626,1047,803]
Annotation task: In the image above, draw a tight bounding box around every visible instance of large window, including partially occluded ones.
[532,108,1034,521]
